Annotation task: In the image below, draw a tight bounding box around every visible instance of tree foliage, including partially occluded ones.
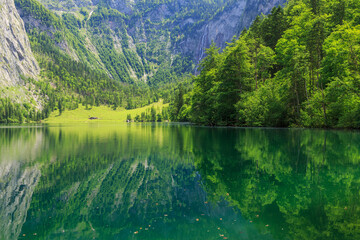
[172,0,360,128]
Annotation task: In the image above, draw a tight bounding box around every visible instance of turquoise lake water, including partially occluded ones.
[0,123,359,239]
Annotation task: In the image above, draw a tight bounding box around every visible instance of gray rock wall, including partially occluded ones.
[0,0,39,87]
[178,0,286,65]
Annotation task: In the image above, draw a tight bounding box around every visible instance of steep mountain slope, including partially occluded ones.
[177,0,286,66]
[1,0,287,87]
[0,0,39,86]
[0,0,286,122]
[31,0,286,83]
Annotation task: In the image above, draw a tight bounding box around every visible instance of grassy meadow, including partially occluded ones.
[44,100,168,123]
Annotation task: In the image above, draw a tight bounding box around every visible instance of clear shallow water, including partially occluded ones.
[0,123,360,240]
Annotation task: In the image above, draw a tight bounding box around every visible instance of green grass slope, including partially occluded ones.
[44,100,168,123]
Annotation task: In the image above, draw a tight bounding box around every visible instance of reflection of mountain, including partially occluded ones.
[0,127,47,163]
[18,145,261,239]
[0,127,45,240]
[0,163,41,240]
[0,124,256,239]
[1,125,360,239]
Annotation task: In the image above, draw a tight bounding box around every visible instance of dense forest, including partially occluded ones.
[170,0,360,128]
[0,97,43,123]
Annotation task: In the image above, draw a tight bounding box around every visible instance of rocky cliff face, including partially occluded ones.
[98,0,286,65]
[34,0,285,76]
[178,0,286,65]
[0,0,39,87]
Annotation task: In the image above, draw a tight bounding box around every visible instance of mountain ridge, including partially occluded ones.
[0,0,285,123]
[31,0,286,82]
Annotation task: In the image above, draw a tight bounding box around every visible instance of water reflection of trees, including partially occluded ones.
[194,128,360,240]
[17,124,248,240]
[2,125,360,239]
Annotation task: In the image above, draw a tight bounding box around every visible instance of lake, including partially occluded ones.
[0,123,359,240]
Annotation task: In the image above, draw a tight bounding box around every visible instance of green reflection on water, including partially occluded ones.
[0,124,359,240]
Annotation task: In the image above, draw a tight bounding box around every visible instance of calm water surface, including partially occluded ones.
[0,123,360,240]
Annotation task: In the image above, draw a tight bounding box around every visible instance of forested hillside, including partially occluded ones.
[171,0,360,128]
[25,0,228,85]
[24,0,285,85]
[1,0,286,123]
[0,0,175,123]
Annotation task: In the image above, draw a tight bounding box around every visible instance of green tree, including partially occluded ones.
[190,42,220,125]
[150,106,157,122]
[126,114,132,122]
[214,37,252,124]
[58,99,63,115]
